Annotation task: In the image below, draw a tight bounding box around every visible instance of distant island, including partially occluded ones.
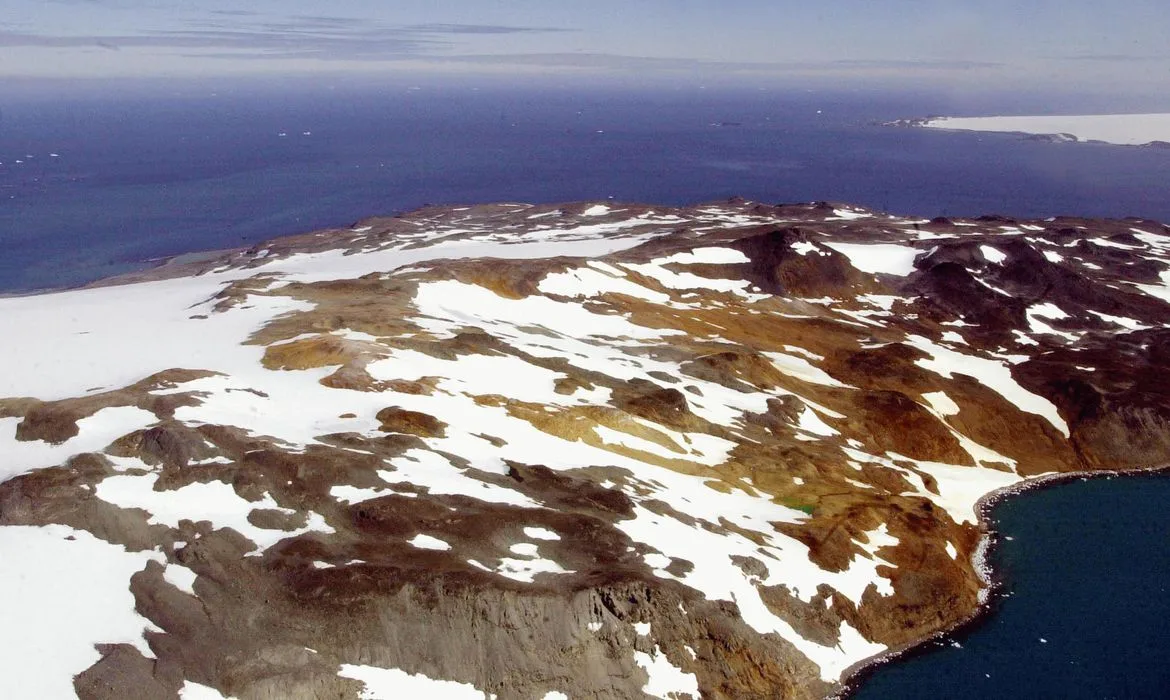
[2,199,1170,699]
[885,113,1170,147]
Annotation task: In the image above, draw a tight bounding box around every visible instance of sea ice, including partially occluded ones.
[925,113,1170,146]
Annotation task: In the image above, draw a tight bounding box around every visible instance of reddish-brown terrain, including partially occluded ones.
[2,199,1169,699]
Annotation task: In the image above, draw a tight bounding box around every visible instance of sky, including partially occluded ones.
[1,1,1168,93]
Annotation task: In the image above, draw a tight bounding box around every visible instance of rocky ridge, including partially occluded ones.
[2,199,1170,699]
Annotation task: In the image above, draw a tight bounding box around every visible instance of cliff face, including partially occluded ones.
[2,200,1169,699]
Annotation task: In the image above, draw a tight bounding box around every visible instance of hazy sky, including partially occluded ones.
[2,1,1168,91]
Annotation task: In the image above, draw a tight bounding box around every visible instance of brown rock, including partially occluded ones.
[376,407,447,438]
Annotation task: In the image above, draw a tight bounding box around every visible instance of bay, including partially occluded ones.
[851,473,1170,699]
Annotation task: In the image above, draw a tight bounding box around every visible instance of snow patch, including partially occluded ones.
[921,391,960,416]
[634,645,700,700]
[823,243,921,276]
[164,564,199,596]
[979,245,1007,264]
[180,682,238,699]
[657,247,751,265]
[0,525,163,699]
[408,534,452,551]
[538,266,671,304]
[906,335,1069,437]
[764,351,851,388]
[338,664,488,699]
[523,527,560,541]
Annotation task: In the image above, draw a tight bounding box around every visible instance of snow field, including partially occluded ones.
[925,113,1170,146]
[0,525,164,699]
[823,242,922,276]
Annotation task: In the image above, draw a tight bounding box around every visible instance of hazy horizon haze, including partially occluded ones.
[2,1,1168,100]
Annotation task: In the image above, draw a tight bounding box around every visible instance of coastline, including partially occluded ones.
[0,197,733,299]
[0,246,245,300]
[833,462,1170,699]
[886,113,1170,149]
[0,209,400,300]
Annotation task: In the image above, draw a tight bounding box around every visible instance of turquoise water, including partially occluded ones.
[851,473,1170,699]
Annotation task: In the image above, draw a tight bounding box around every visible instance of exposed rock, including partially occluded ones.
[74,645,178,700]
[376,407,447,438]
[2,198,1170,699]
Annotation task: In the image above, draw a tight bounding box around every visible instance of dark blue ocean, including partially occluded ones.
[853,474,1170,700]
[2,82,1170,697]
[2,83,1170,293]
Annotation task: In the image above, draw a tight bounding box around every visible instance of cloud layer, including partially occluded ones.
[2,1,1168,92]
[0,15,572,62]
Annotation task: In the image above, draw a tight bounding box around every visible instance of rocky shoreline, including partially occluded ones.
[833,460,1170,698]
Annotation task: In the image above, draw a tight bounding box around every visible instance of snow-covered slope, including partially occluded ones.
[3,200,1170,699]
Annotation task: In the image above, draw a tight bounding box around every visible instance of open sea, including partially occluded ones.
[2,84,1170,293]
[2,82,1169,697]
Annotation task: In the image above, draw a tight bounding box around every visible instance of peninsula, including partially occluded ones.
[2,200,1169,699]
[893,113,1170,146]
